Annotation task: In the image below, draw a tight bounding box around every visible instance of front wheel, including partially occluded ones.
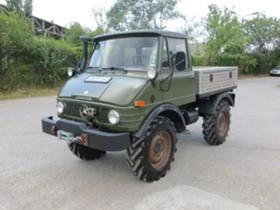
[127,116,177,182]
[202,100,231,145]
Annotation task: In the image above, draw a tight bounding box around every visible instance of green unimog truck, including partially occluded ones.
[42,30,237,182]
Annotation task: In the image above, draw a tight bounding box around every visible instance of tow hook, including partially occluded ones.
[69,136,82,144]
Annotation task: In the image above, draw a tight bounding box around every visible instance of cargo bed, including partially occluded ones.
[193,66,238,98]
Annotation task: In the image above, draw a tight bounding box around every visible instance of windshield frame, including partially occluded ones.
[88,35,160,71]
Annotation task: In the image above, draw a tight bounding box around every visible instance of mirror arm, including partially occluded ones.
[160,52,175,91]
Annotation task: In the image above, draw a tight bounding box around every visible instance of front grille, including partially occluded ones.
[62,101,106,121]
[64,101,82,118]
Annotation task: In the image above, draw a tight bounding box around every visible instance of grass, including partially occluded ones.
[0,86,60,100]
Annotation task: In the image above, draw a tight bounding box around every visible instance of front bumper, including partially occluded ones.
[41,116,130,151]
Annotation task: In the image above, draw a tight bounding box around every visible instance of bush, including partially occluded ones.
[192,55,207,66]
[0,11,33,79]
[0,11,78,91]
[28,38,78,86]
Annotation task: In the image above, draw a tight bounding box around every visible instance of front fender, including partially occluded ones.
[134,103,185,139]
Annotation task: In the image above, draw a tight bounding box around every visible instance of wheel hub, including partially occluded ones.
[153,143,162,154]
[217,110,229,137]
[149,130,172,170]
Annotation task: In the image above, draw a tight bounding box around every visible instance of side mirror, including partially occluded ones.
[175,51,186,71]
[67,67,77,77]
[147,68,157,80]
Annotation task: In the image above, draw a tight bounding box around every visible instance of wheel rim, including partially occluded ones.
[217,110,229,137]
[149,130,172,170]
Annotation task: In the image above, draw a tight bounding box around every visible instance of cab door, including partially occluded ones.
[159,38,195,106]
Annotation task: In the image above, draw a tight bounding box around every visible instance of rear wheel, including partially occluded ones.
[68,143,106,160]
[202,100,231,145]
[127,116,177,182]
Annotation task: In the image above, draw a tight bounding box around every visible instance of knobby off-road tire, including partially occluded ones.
[68,143,106,160]
[202,100,231,145]
[127,116,177,182]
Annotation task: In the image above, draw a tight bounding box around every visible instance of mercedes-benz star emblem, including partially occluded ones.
[79,104,96,119]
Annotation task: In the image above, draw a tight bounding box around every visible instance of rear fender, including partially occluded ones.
[199,92,235,115]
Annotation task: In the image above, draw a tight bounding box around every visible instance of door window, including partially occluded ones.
[161,39,170,69]
[167,38,187,71]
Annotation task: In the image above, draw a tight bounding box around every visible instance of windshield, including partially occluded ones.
[89,37,158,70]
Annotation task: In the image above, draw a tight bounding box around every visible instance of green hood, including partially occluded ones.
[58,73,147,106]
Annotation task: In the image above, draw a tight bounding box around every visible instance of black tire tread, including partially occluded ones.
[202,100,231,145]
[127,116,177,182]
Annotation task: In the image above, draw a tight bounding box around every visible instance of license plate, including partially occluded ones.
[57,130,74,143]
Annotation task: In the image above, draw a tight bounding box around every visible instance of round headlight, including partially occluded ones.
[67,67,75,77]
[108,110,120,125]
[57,102,64,115]
[147,68,157,80]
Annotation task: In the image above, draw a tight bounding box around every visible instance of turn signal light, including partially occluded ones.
[134,100,145,107]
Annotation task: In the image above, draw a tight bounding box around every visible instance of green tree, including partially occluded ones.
[0,11,77,91]
[204,5,256,73]
[182,17,205,43]
[92,8,108,32]
[5,0,23,13]
[244,14,280,51]
[66,22,88,46]
[6,0,33,16]
[23,0,32,16]
[107,0,182,31]
[89,27,105,37]
[244,14,280,73]
[0,11,33,90]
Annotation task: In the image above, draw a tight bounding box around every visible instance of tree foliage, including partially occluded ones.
[5,0,33,15]
[66,22,88,46]
[92,8,108,32]
[0,11,32,72]
[182,17,204,43]
[244,14,280,73]
[107,0,182,31]
[5,0,23,13]
[0,11,77,91]
[202,5,280,73]
[23,0,32,16]
[244,14,280,51]
[204,5,250,69]
[65,22,104,48]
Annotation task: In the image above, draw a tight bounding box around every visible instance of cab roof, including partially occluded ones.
[94,30,187,40]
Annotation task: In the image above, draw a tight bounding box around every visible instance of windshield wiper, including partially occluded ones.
[87,66,102,72]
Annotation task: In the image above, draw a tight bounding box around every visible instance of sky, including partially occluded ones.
[1,0,279,31]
